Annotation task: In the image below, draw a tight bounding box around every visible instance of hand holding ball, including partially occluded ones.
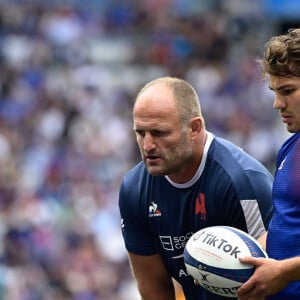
[184,226,268,298]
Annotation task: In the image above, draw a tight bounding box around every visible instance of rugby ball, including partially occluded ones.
[184,226,268,298]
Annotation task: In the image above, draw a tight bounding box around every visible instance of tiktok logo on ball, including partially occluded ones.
[192,231,241,259]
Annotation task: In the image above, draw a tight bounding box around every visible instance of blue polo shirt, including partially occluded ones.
[266,133,300,300]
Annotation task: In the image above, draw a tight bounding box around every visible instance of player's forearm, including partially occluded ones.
[281,256,300,282]
[136,271,176,300]
[139,287,176,300]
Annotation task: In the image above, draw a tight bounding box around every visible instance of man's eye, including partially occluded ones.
[135,130,145,137]
[280,88,295,95]
[151,130,165,137]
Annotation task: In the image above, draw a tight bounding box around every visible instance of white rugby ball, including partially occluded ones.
[184,226,268,298]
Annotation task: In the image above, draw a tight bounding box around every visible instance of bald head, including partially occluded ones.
[134,77,204,127]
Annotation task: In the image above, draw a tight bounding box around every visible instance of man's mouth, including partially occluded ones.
[145,155,161,163]
[281,113,292,123]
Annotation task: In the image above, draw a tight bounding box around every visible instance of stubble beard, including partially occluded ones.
[143,132,192,177]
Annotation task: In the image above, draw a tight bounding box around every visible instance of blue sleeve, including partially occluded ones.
[209,140,274,238]
[118,174,157,256]
[220,168,273,239]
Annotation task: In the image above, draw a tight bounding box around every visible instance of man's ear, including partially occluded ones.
[189,117,203,140]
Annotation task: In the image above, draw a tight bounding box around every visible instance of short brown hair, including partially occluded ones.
[262,28,300,77]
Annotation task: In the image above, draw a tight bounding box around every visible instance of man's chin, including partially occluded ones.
[146,166,165,176]
[287,124,299,133]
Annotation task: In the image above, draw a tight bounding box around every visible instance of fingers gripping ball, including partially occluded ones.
[184,226,268,298]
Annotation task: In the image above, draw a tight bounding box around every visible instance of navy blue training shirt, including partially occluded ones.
[119,132,273,300]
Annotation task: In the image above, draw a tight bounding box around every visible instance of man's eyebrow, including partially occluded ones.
[269,84,294,91]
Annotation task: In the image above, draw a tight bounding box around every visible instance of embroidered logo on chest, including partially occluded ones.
[195,193,206,220]
[149,201,162,217]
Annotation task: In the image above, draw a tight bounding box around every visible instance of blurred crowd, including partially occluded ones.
[0,1,291,299]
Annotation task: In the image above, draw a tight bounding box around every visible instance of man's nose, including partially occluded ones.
[143,133,156,151]
[273,93,286,109]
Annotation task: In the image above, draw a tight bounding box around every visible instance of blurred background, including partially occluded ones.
[0,0,298,299]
